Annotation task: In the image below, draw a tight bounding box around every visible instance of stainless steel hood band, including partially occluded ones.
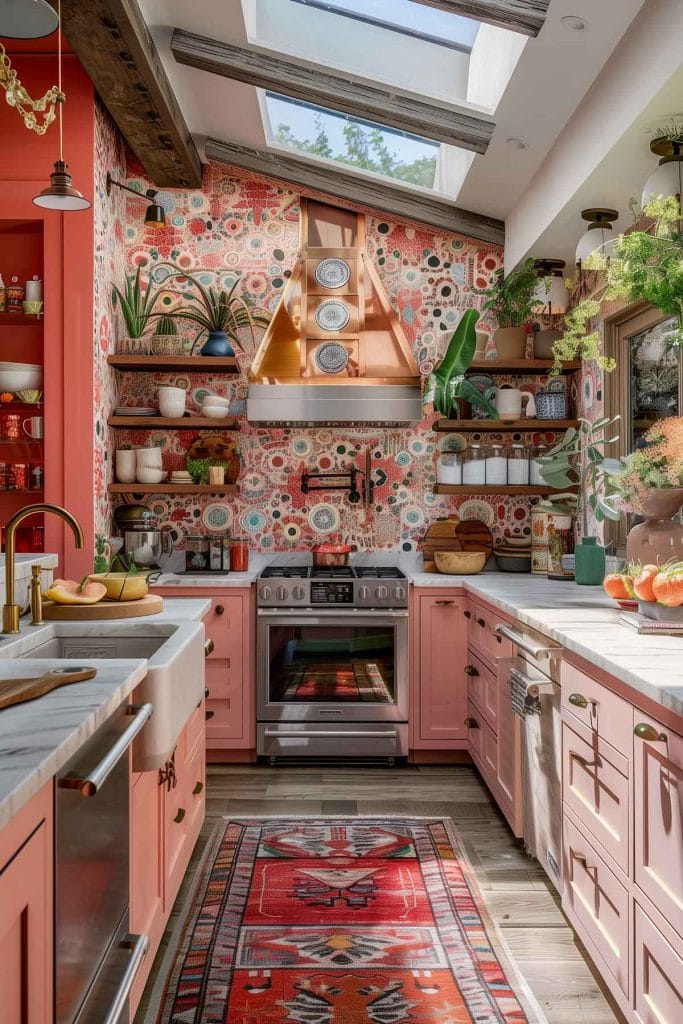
[247,383,422,425]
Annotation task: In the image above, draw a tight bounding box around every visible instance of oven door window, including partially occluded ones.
[268,625,396,705]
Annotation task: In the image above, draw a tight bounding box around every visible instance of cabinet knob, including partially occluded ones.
[204,638,215,657]
[173,808,186,824]
[214,604,224,616]
[476,617,485,627]
[634,722,667,743]
[464,664,479,677]
[464,610,472,619]
[464,716,479,729]
[192,781,204,796]
[568,693,590,709]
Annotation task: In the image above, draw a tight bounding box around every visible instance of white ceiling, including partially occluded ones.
[139,0,676,266]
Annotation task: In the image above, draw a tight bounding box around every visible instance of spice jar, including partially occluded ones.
[530,444,547,486]
[507,444,530,485]
[9,463,28,490]
[186,536,210,571]
[462,444,486,486]
[230,538,249,572]
[485,444,507,486]
[2,414,21,440]
[436,452,462,485]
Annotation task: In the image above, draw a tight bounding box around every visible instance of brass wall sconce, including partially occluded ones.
[106,173,166,228]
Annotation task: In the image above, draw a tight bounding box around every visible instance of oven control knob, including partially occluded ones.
[293,585,306,601]
[358,585,370,600]
[276,586,288,601]
[260,586,272,602]
[392,586,406,601]
[376,586,388,600]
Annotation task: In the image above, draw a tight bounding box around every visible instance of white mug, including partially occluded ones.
[136,446,162,468]
[115,449,137,483]
[157,385,186,418]
[22,416,43,439]
[495,386,536,421]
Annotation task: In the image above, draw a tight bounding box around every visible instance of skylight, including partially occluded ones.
[263,92,440,189]
[287,0,480,51]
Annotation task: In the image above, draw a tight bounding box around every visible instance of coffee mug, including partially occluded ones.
[22,416,44,439]
[115,449,137,483]
[157,385,186,419]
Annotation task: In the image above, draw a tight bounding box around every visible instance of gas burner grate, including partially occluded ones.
[261,566,311,579]
[355,567,406,579]
[310,566,355,578]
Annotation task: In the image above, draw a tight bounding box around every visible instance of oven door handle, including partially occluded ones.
[258,609,409,619]
[58,703,154,797]
[495,623,559,661]
[264,728,398,738]
[101,933,149,1024]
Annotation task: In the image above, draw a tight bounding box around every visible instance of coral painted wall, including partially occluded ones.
[101,159,572,556]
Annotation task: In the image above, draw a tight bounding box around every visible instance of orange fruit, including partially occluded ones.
[603,573,634,600]
[633,564,659,603]
[652,563,683,608]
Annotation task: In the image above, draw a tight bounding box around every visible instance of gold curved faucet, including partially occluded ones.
[3,504,84,634]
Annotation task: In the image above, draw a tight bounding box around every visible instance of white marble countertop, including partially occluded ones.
[0,598,210,829]
[0,552,59,582]
[154,552,272,587]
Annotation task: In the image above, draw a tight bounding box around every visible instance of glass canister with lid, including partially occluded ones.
[462,443,486,485]
[436,451,462,485]
[485,444,507,485]
[507,443,530,485]
[530,443,548,486]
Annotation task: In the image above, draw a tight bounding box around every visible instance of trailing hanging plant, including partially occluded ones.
[112,266,159,339]
[550,298,615,376]
[423,309,498,419]
[482,258,542,328]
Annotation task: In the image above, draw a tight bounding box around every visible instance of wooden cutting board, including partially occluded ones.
[0,667,97,711]
[422,517,493,572]
[43,594,164,620]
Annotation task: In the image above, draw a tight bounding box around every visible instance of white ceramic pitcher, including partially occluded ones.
[494,385,536,421]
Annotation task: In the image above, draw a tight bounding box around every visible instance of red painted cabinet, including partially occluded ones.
[411,590,468,748]
[0,782,53,1024]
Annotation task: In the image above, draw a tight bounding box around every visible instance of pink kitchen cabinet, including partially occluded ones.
[0,782,53,1024]
[129,766,164,1012]
[411,589,468,749]
[633,902,683,1024]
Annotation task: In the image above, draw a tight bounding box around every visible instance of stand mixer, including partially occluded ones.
[112,505,174,570]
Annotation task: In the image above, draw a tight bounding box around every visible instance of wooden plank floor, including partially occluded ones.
[136,764,626,1024]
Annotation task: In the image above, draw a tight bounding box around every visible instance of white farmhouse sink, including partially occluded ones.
[3,621,205,771]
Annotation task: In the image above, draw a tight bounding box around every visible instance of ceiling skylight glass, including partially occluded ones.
[287,0,480,51]
[264,92,440,189]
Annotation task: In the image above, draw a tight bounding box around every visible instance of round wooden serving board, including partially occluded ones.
[42,593,164,620]
[422,517,493,573]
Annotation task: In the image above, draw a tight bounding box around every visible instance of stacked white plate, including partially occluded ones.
[114,406,157,416]
[170,471,193,483]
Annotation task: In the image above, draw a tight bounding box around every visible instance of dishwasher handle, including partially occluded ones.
[58,703,153,797]
[494,623,558,661]
[101,933,149,1024]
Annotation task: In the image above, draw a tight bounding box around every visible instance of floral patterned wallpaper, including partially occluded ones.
[99,155,575,555]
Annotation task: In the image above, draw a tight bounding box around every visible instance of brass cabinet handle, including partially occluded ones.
[569,693,590,709]
[634,723,668,743]
[464,609,472,619]
[464,665,479,677]
[214,604,224,615]
[173,807,186,824]
[464,716,479,729]
[192,781,203,795]
[204,687,209,698]
[205,638,215,657]
[435,600,454,606]
[476,617,485,627]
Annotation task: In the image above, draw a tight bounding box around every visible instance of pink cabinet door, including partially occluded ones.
[633,903,683,1024]
[495,660,522,838]
[0,784,53,1024]
[416,593,468,746]
[205,659,246,743]
[465,652,497,730]
[633,714,683,939]
[129,769,164,1015]
[203,589,254,753]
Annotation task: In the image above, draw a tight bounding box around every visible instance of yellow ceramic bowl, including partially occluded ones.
[88,573,149,601]
[434,550,487,575]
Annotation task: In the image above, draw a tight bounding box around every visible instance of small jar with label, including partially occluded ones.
[462,444,486,485]
[186,536,210,572]
[437,452,462,485]
[530,444,547,486]
[507,444,530,485]
[485,444,507,485]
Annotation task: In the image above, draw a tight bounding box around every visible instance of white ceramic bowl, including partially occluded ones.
[201,394,230,408]
[202,405,230,419]
[136,447,162,467]
[0,363,43,391]
[136,467,164,484]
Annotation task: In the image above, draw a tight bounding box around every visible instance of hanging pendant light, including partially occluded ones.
[641,136,683,206]
[575,208,618,267]
[0,0,59,39]
[532,259,569,315]
[31,0,91,212]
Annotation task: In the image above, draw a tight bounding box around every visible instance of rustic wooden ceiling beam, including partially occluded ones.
[58,0,202,187]
[205,138,504,245]
[409,0,550,37]
[171,29,494,154]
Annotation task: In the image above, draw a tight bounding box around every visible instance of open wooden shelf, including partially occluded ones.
[107,355,238,373]
[434,419,578,432]
[108,415,238,430]
[0,313,42,326]
[108,483,238,495]
[434,485,578,496]
[469,359,580,373]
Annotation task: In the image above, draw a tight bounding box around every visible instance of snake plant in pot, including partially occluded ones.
[423,309,498,419]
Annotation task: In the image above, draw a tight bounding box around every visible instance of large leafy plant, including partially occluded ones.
[482,258,541,328]
[150,262,270,352]
[112,266,159,339]
[538,417,623,536]
[423,309,498,418]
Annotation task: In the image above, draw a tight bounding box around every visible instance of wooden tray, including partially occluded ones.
[43,594,164,620]
[0,667,97,710]
[422,517,493,573]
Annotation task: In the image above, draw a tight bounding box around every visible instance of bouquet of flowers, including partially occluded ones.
[609,417,683,512]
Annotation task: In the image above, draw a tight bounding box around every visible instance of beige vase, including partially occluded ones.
[533,328,562,359]
[492,326,526,360]
[625,488,683,566]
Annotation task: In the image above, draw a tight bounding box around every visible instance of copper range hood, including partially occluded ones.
[247,199,422,426]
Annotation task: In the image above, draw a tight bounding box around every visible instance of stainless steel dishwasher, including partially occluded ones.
[56,695,153,1024]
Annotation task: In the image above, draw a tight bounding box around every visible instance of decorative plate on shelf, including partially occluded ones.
[314,299,351,332]
[315,258,351,289]
[314,342,350,375]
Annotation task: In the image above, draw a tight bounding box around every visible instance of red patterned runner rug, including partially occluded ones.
[147,817,546,1024]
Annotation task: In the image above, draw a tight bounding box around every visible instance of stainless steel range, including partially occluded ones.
[256,565,409,761]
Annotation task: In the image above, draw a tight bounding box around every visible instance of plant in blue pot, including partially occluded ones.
[150,262,270,357]
[537,417,624,585]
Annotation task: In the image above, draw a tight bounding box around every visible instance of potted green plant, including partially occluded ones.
[112,266,159,354]
[150,262,270,357]
[482,258,541,360]
[423,309,499,419]
[538,417,623,584]
[151,315,182,356]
